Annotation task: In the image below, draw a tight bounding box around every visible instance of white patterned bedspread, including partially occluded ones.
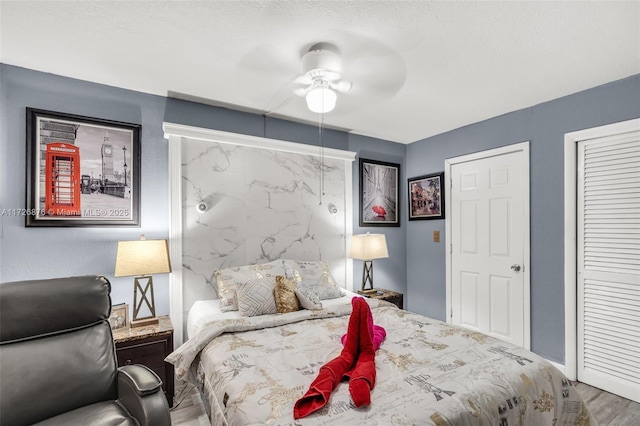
[166,298,595,426]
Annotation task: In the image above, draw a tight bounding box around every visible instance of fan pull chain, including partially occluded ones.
[318,84,327,206]
[318,111,325,205]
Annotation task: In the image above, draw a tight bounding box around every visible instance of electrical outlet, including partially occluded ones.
[433,230,440,242]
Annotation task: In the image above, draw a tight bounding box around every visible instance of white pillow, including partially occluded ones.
[236,277,278,317]
[214,260,285,312]
[295,286,323,310]
[214,268,252,312]
[284,260,343,300]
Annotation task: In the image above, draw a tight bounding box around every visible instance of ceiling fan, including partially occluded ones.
[293,42,352,113]
[236,34,406,117]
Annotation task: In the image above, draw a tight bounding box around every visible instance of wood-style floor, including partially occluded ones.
[573,382,640,425]
[169,382,209,426]
[169,379,640,425]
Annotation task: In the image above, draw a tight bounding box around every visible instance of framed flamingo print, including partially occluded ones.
[358,158,400,227]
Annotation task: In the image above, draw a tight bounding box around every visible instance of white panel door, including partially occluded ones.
[450,149,527,347]
[577,130,640,403]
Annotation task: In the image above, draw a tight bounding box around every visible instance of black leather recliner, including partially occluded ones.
[0,275,171,425]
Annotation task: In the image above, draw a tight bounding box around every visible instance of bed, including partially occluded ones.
[166,261,596,425]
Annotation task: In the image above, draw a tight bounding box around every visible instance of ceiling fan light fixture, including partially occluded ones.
[305,82,336,113]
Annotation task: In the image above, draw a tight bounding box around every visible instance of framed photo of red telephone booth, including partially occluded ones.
[26,108,141,227]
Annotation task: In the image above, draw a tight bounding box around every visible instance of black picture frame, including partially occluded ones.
[359,158,400,227]
[25,108,141,227]
[408,172,445,220]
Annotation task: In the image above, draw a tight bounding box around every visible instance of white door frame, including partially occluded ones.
[445,142,531,350]
[563,117,640,381]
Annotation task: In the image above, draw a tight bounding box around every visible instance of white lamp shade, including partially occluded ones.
[114,239,171,277]
[349,234,389,260]
[306,85,337,113]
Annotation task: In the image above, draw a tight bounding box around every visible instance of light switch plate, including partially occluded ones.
[433,230,440,242]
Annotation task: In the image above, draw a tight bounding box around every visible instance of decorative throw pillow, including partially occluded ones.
[275,276,299,313]
[250,260,286,278]
[214,260,286,312]
[214,268,253,312]
[294,286,323,310]
[284,260,343,300]
[236,277,278,317]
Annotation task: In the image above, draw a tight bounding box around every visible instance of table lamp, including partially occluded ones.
[349,233,388,292]
[114,235,171,328]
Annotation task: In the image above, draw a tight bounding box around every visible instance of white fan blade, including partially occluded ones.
[294,74,312,85]
[330,80,352,93]
[293,86,311,97]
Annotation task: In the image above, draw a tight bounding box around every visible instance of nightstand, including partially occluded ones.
[357,289,404,309]
[112,315,174,407]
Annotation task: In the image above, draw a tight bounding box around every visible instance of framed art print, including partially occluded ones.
[108,303,129,330]
[25,108,140,227]
[359,158,400,227]
[408,172,444,220]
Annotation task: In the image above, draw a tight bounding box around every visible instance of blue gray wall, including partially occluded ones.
[349,133,407,295]
[1,65,174,311]
[0,64,407,311]
[406,74,640,363]
[3,63,637,364]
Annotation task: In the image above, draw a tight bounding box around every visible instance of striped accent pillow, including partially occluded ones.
[236,277,277,317]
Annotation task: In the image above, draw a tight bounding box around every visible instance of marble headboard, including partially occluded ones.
[165,123,356,344]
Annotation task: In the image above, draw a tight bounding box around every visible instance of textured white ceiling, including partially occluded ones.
[1,1,639,143]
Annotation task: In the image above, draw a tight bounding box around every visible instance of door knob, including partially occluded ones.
[511,264,521,272]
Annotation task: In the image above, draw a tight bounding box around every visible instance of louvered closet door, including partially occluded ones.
[577,129,640,403]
